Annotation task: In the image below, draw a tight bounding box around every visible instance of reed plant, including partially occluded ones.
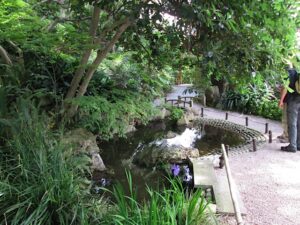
[102,171,218,225]
[0,101,106,225]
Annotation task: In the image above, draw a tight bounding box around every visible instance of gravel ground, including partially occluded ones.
[165,85,300,225]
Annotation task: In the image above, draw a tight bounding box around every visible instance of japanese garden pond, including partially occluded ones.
[95,119,244,200]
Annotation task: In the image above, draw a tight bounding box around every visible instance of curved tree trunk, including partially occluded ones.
[76,19,131,98]
[66,19,131,117]
[65,6,101,100]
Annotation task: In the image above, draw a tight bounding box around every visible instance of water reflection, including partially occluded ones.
[155,128,201,148]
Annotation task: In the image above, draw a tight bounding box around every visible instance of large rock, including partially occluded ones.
[133,139,199,167]
[63,128,106,172]
[177,108,196,126]
[125,124,137,134]
[152,108,171,121]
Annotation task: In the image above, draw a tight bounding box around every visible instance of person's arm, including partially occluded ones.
[279,87,287,109]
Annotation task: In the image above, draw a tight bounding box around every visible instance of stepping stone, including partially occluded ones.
[189,158,247,215]
[189,158,217,189]
[214,175,247,215]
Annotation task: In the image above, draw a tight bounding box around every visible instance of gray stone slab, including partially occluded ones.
[214,176,247,215]
[190,158,246,216]
[189,158,217,188]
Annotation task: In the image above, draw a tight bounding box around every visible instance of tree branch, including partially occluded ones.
[94,17,129,45]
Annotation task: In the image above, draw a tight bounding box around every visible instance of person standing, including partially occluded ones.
[278,84,289,143]
[280,67,299,152]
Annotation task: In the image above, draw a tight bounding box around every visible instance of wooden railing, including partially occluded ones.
[164,96,194,108]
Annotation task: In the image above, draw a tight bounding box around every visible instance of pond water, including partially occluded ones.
[96,120,244,200]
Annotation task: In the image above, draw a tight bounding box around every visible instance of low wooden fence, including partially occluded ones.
[164,96,194,108]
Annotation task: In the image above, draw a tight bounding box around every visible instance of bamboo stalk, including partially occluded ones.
[221,144,244,225]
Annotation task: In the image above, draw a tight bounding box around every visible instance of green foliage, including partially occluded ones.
[0,0,78,108]
[73,91,158,139]
[0,100,106,224]
[167,106,184,121]
[221,84,282,120]
[89,52,173,98]
[184,0,299,89]
[101,171,217,225]
[72,52,174,140]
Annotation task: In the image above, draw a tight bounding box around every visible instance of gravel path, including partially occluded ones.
[164,84,300,225]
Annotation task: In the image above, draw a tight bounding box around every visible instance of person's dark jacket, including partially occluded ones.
[285,68,299,102]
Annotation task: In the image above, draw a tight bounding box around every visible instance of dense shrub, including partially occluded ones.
[73,90,158,139]
[221,85,281,120]
[163,105,184,121]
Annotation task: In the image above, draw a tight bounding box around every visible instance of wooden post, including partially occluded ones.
[225,145,229,156]
[177,96,181,108]
[245,117,248,127]
[164,97,167,103]
[219,154,225,168]
[269,130,272,143]
[225,112,228,120]
[201,108,204,117]
[221,144,244,225]
[190,100,193,107]
[265,123,269,134]
[252,139,257,152]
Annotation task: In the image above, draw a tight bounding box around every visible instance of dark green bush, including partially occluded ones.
[221,85,281,120]
[169,107,184,121]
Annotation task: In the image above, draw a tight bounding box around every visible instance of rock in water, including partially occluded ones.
[133,138,199,167]
[62,128,106,172]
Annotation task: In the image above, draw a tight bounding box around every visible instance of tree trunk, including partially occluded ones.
[65,6,101,100]
[66,19,131,117]
[0,45,13,65]
[7,41,24,72]
[76,19,131,98]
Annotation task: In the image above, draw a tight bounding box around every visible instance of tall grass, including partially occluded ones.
[0,101,106,225]
[102,171,218,225]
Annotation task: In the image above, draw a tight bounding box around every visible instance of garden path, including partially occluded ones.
[162,84,300,225]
